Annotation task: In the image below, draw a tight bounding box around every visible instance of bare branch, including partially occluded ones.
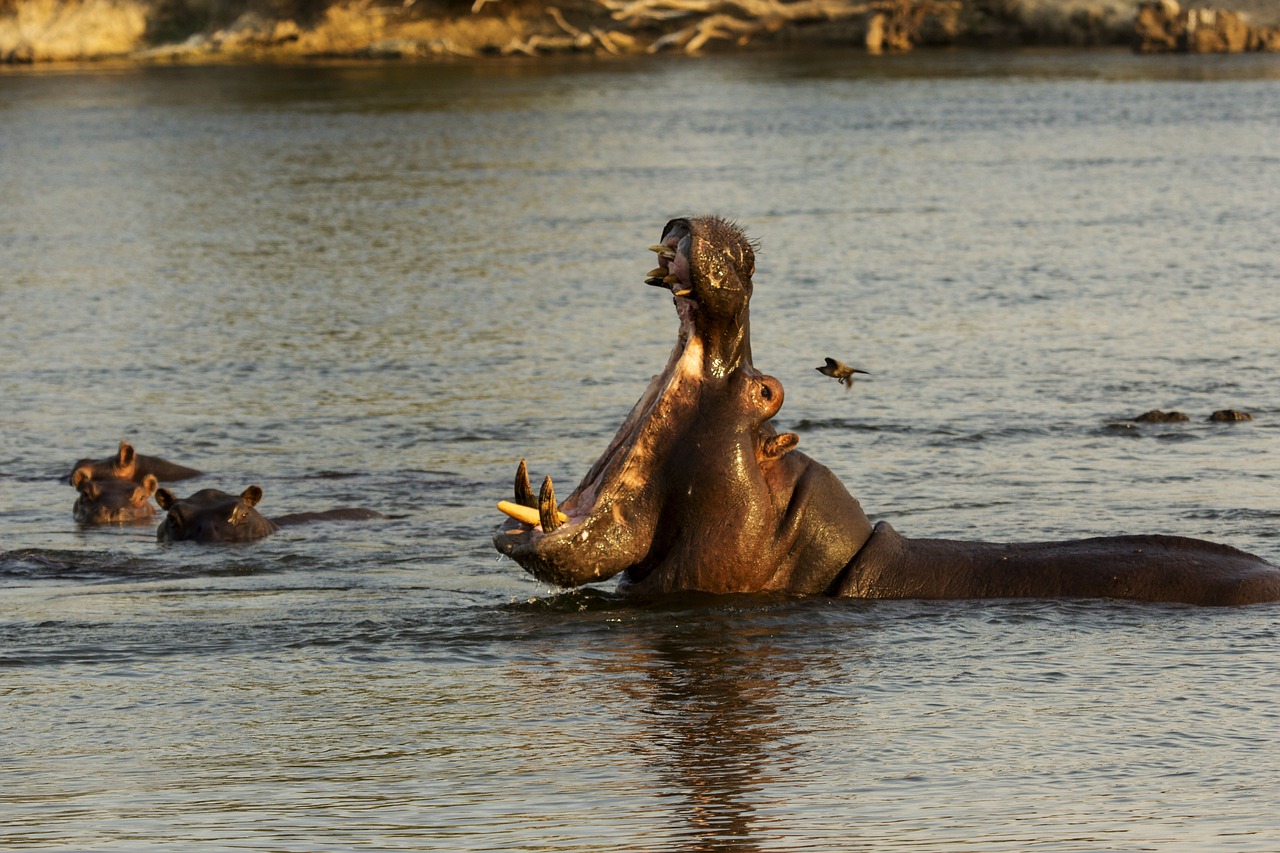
[484,0,960,57]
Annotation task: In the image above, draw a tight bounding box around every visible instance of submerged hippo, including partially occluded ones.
[69,441,202,486]
[72,470,159,525]
[156,485,382,543]
[494,215,1280,606]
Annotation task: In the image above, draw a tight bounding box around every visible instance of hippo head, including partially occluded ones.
[72,470,159,525]
[70,440,139,486]
[494,216,873,595]
[155,485,280,543]
[70,441,202,485]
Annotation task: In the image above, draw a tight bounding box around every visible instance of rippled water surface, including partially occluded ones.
[3,49,1280,850]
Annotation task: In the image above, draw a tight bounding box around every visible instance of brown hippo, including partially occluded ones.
[71,470,159,525]
[156,485,382,543]
[69,441,202,486]
[494,216,1280,606]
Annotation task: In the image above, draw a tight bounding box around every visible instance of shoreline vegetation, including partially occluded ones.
[2,0,1278,64]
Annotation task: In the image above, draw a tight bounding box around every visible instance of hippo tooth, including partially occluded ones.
[498,500,568,527]
[539,476,564,533]
[647,267,666,278]
[673,289,693,298]
[648,244,676,259]
[498,500,540,526]
[663,274,680,285]
[514,459,536,508]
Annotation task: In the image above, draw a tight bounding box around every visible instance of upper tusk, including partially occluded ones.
[539,476,564,533]
[514,459,536,508]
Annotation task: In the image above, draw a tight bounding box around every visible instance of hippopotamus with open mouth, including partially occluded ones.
[494,216,1280,606]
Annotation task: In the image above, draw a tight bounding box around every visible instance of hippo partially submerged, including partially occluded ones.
[70,441,202,486]
[156,486,382,543]
[495,216,1280,606]
[72,470,159,525]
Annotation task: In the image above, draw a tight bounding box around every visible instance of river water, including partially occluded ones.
[3,48,1280,850]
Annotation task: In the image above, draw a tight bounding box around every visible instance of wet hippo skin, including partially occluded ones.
[156,485,382,543]
[494,215,1280,606]
[72,470,159,525]
[70,440,202,486]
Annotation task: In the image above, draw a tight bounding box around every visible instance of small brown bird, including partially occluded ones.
[816,357,869,391]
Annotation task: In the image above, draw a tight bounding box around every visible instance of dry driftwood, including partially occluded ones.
[485,0,957,56]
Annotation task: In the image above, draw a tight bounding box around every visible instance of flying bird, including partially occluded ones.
[816,357,869,391]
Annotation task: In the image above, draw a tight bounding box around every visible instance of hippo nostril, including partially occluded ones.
[754,376,785,419]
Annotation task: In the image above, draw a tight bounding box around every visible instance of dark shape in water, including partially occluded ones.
[1131,410,1189,423]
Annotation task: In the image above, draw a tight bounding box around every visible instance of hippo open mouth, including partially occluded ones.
[494,217,741,587]
[494,215,1280,605]
[494,216,871,593]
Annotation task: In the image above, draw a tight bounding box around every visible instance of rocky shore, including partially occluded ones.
[2,0,1277,63]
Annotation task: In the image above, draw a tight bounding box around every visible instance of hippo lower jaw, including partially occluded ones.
[494,296,707,588]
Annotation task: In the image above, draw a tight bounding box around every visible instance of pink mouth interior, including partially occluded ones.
[543,239,700,529]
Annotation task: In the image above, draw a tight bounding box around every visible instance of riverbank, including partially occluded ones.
[1,0,1278,63]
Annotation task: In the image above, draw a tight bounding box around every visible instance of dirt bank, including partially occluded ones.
[1,0,1277,63]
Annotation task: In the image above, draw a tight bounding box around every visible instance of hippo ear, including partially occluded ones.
[71,466,92,490]
[67,458,90,484]
[762,432,800,460]
[241,485,264,507]
[155,488,176,510]
[118,441,135,466]
[138,474,159,498]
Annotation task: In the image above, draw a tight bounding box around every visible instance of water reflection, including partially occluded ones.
[611,604,857,850]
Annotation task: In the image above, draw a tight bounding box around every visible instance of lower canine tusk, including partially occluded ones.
[498,500,568,526]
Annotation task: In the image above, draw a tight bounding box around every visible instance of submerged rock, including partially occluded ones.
[1132,409,1190,423]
